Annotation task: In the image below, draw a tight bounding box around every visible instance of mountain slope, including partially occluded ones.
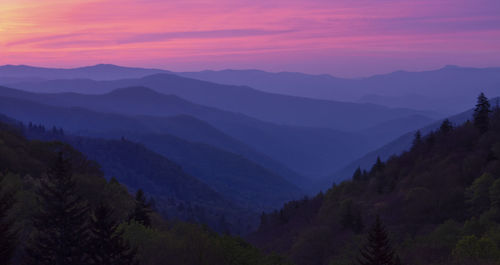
[328,99,499,185]
[0,118,290,265]
[249,106,500,265]
[21,125,254,233]
[0,96,303,210]
[0,85,305,182]
[0,85,382,178]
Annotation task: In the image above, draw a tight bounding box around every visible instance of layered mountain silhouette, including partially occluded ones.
[178,66,500,114]
[0,85,412,178]
[0,64,168,81]
[325,97,500,188]
[0,96,302,211]
[1,69,436,131]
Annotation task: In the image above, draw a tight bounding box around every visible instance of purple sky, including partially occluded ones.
[1,0,500,77]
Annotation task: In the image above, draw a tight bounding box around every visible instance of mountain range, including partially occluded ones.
[178,65,500,114]
[0,83,430,179]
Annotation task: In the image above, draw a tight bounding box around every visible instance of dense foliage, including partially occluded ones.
[23,125,256,234]
[0,119,290,265]
[251,95,500,265]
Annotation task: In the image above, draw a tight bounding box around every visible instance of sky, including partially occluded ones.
[1,0,500,77]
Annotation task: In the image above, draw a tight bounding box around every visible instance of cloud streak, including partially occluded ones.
[119,29,296,44]
[1,0,499,76]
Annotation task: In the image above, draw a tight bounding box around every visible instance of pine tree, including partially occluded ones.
[412,130,422,149]
[25,152,91,265]
[352,167,363,181]
[371,157,385,175]
[0,175,17,265]
[357,215,396,265]
[439,119,453,134]
[128,189,152,227]
[89,203,138,265]
[473,93,491,133]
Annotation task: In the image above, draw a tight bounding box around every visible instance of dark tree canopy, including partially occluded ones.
[473,92,491,133]
[371,157,385,175]
[352,167,363,181]
[128,189,153,227]
[412,130,422,149]
[0,176,17,265]
[357,216,396,265]
[439,119,453,134]
[89,203,138,265]
[25,152,91,265]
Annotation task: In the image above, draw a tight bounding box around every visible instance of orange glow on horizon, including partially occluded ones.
[1,0,499,76]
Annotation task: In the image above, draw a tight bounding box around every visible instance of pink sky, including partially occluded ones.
[1,0,499,77]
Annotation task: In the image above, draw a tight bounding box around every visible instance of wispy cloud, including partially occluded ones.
[1,0,499,76]
[118,29,296,44]
[6,33,84,46]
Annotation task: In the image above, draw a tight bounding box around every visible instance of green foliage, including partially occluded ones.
[452,235,499,264]
[89,203,138,265]
[466,173,495,216]
[489,178,500,209]
[120,221,288,265]
[253,102,500,265]
[357,216,396,265]
[25,152,91,265]
[128,189,153,227]
[0,120,288,265]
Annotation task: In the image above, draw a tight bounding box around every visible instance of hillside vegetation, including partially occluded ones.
[250,94,500,265]
[0,120,291,265]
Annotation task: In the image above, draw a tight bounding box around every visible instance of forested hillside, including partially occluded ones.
[0,119,291,265]
[250,94,500,265]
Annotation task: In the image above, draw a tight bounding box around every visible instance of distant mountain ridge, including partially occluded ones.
[1,71,437,131]
[0,95,303,211]
[0,64,169,80]
[0,84,414,178]
[323,97,500,189]
[3,64,498,115]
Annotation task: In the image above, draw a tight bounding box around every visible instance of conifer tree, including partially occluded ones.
[89,203,138,265]
[371,157,385,175]
[0,175,17,265]
[128,189,152,227]
[352,167,363,181]
[412,130,422,149]
[473,93,491,133]
[357,215,396,265]
[25,152,91,265]
[439,119,453,134]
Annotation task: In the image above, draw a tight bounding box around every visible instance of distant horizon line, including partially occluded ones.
[1,63,500,80]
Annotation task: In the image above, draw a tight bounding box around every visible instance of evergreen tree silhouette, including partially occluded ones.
[473,93,491,133]
[352,167,363,181]
[439,119,453,134]
[412,130,422,149]
[357,215,396,265]
[128,189,152,227]
[89,203,138,265]
[25,152,91,265]
[0,176,17,265]
[371,157,385,175]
